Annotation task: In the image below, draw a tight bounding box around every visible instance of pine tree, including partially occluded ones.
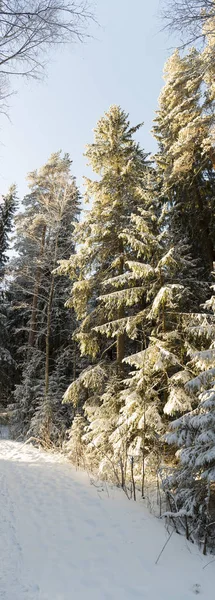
[9,152,80,442]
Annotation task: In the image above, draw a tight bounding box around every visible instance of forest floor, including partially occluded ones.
[0,427,214,600]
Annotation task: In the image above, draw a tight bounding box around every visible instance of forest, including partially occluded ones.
[1,0,215,556]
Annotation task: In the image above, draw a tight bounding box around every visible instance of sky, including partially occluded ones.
[0,0,175,201]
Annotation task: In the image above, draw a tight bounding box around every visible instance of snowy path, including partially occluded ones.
[0,431,214,599]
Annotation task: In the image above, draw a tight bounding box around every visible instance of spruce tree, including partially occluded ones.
[62,118,205,486]
[108,237,201,494]
[153,48,215,273]
[61,105,156,472]
[164,287,215,550]
[60,106,148,364]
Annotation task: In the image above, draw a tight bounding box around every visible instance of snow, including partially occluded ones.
[0,426,215,600]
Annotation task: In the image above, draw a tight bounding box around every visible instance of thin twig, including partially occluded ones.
[155,529,174,565]
[203,559,215,570]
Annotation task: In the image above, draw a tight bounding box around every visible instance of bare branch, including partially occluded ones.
[0,0,94,80]
[161,0,215,46]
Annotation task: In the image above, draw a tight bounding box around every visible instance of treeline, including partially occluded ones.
[1,33,215,552]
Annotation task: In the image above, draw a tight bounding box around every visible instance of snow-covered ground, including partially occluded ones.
[0,427,214,600]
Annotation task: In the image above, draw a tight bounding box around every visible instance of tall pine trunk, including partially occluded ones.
[28,225,46,349]
[45,233,59,397]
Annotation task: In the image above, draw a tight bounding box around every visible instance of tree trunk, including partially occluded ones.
[130,456,136,501]
[117,328,125,366]
[45,275,55,397]
[195,184,214,271]
[45,233,59,397]
[73,340,77,381]
[28,225,46,349]
[141,395,146,498]
[117,244,125,367]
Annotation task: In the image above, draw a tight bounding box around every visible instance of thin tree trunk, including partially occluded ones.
[158,267,166,333]
[119,455,125,489]
[28,225,46,349]
[45,233,59,397]
[45,276,55,397]
[117,244,125,367]
[73,340,77,381]
[117,328,125,365]
[115,162,125,368]
[195,184,214,271]
[184,515,190,541]
[141,397,146,498]
[130,456,136,501]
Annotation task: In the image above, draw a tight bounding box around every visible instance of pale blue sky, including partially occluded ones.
[0,0,175,200]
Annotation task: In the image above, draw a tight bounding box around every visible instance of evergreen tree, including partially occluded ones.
[61,105,207,489]
[9,152,80,442]
[153,48,215,273]
[0,185,17,276]
[108,237,202,494]
[164,287,215,551]
[1,50,213,552]
[59,105,148,366]
[61,106,160,476]
[64,413,87,468]
[0,185,17,406]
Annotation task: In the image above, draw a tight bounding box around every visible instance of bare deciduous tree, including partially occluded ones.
[161,0,215,46]
[0,0,92,80]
